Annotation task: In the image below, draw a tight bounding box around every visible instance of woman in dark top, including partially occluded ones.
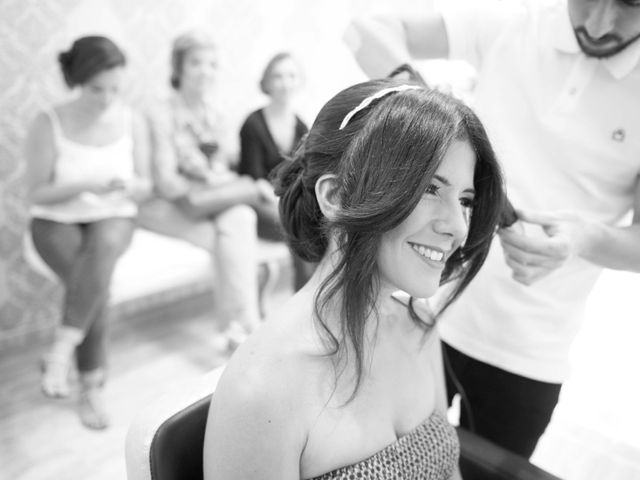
[239,107,307,181]
[239,52,314,289]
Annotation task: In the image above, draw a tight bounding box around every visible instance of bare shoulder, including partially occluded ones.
[212,322,324,425]
[24,110,56,162]
[27,110,54,138]
[203,315,326,479]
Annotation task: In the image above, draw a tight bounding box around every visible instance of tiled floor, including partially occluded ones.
[1,245,296,480]
[0,293,229,480]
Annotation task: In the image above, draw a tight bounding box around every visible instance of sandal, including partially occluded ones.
[78,388,110,430]
[78,371,109,430]
[40,355,73,399]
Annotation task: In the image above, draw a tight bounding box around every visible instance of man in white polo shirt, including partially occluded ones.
[346,0,640,458]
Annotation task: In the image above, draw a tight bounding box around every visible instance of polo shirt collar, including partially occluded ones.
[549,2,640,80]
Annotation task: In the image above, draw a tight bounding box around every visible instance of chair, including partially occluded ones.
[457,428,562,480]
[125,366,561,480]
[125,367,224,480]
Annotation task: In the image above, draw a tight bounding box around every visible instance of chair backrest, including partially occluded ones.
[457,428,562,480]
[125,367,224,480]
[126,366,560,480]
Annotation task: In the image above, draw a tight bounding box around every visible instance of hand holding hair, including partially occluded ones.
[497,208,593,285]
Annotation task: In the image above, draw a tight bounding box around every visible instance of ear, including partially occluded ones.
[315,174,341,220]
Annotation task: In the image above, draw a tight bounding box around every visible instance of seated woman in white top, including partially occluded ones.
[203,79,506,479]
[24,35,150,430]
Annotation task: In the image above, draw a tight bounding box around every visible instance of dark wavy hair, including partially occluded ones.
[58,36,126,88]
[273,78,505,399]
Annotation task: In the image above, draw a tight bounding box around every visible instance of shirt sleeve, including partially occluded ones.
[441,0,524,70]
[238,116,267,179]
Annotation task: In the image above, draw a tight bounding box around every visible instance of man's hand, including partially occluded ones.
[498,209,593,285]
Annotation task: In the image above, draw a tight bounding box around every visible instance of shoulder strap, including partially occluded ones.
[122,105,135,136]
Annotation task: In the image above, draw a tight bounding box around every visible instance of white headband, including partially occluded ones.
[338,84,421,130]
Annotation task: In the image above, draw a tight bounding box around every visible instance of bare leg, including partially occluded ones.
[78,368,109,430]
[77,314,109,428]
[140,197,261,350]
[211,205,260,347]
[72,218,134,428]
[63,218,134,333]
[181,177,262,219]
[31,218,134,403]
[32,219,84,398]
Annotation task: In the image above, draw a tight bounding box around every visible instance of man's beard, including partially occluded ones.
[574,26,640,58]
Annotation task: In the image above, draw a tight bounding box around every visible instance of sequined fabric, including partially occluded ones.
[308,411,459,480]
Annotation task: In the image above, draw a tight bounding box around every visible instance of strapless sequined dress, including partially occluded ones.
[307,410,459,480]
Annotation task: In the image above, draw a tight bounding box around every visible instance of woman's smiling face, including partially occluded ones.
[179,46,218,95]
[376,139,476,299]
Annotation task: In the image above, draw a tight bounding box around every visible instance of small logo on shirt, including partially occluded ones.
[612,128,625,142]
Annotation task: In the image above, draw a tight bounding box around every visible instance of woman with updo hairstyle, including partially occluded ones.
[58,36,126,88]
[139,30,273,351]
[238,52,315,290]
[24,35,151,430]
[203,78,506,479]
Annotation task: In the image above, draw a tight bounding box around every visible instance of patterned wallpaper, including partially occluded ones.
[0,0,433,349]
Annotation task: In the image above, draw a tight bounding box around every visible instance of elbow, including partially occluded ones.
[26,183,44,205]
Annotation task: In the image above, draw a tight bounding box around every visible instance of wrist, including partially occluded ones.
[576,219,607,261]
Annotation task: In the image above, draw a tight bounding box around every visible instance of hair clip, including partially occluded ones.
[338,84,421,130]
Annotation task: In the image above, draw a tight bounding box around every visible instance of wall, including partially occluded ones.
[0,0,434,349]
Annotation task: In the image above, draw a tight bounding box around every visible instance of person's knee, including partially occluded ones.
[216,204,257,234]
[88,222,134,257]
